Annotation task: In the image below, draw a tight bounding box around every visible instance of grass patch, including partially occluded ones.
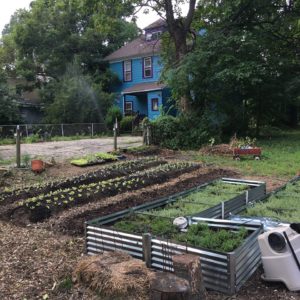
[194,129,300,178]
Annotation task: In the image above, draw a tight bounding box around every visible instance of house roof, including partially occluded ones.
[122,82,166,94]
[144,19,166,30]
[104,36,161,62]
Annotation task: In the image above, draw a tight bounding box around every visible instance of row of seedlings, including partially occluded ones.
[85,178,266,294]
[0,157,166,205]
[243,175,300,223]
[17,162,198,222]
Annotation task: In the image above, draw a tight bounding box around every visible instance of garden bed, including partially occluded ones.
[86,217,263,295]
[244,176,300,223]
[6,162,198,222]
[0,158,165,205]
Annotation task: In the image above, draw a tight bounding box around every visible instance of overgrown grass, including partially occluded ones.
[149,181,248,218]
[114,216,248,252]
[245,181,300,222]
[194,129,300,178]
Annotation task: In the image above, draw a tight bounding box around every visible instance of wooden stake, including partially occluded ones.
[16,125,21,168]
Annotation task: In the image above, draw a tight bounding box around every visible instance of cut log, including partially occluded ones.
[150,272,190,300]
[173,254,207,300]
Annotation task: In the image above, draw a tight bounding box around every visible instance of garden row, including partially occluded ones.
[244,176,300,223]
[0,158,165,205]
[17,162,198,222]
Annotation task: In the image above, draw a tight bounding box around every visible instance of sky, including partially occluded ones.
[0,1,189,35]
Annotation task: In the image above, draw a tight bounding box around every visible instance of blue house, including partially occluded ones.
[105,19,171,120]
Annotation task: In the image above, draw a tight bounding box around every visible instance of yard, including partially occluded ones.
[0,130,300,299]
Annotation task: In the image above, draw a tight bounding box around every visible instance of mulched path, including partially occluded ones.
[0,155,299,300]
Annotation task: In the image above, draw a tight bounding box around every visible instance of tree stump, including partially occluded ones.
[150,272,190,300]
[172,254,207,300]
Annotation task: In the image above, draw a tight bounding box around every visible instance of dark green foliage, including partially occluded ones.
[114,216,248,252]
[0,71,21,124]
[114,215,179,237]
[151,113,221,149]
[120,116,134,132]
[176,223,248,252]
[105,106,123,129]
[162,0,300,136]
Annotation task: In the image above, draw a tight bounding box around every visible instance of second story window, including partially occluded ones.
[123,60,132,82]
[143,57,152,78]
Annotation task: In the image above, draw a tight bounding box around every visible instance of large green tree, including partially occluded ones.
[165,0,300,135]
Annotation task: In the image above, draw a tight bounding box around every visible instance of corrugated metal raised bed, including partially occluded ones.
[86,218,263,295]
[85,178,266,294]
[241,175,300,223]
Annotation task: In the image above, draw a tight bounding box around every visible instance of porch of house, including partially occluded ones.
[121,82,166,120]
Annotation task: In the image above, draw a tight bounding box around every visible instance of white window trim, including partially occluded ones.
[143,57,152,78]
[124,60,132,81]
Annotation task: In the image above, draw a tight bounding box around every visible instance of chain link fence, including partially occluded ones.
[0,123,108,140]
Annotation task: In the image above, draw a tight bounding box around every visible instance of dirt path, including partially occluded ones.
[0,136,142,162]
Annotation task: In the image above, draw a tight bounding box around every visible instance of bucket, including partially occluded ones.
[31,159,44,173]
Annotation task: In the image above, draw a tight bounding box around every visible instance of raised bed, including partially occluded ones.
[91,178,265,225]
[243,175,300,223]
[86,218,263,295]
[85,178,266,294]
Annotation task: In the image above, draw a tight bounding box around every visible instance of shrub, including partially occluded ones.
[120,116,134,132]
[151,113,221,150]
[105,106,123,129]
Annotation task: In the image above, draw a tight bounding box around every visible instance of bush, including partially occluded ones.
[105,106,123,129]
[120,116,134,132]
[151,113,221,150]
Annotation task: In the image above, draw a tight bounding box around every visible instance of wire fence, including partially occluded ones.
[0,123,108,140]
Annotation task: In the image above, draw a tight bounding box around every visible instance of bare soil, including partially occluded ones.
[0,151,299,300]
[0,135,142,161]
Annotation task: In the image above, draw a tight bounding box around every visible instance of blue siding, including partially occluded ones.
[110,56,163,91]
[109,55,166,119]
[147,91,162,120]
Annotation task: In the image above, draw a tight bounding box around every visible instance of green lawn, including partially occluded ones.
[194,130,300,178]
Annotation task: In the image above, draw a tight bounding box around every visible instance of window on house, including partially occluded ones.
[151,31,162,40]
[151,98,159,111]
[125,101,133,115]
[123,60,132,81]
[143,57,152,78]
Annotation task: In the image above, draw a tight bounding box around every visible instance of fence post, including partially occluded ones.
[61,124,64,137]
[143,233,152,268]
[16,125,21,168]
[221,201,225,219]
[113,118,118,151]
[25,124,29,138]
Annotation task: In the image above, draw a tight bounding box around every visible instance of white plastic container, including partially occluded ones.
[258,225,300,291]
